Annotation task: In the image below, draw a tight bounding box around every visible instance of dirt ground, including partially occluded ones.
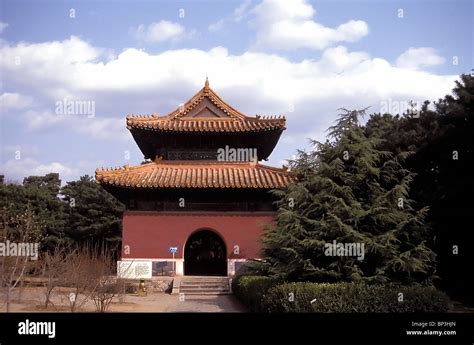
[0,286,247,313]
[4,287,472,313]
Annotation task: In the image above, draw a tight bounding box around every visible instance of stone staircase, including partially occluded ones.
[174,276,231,295]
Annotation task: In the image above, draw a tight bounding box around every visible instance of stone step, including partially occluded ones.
[180,286,230,290]
[180,282,230,287]
[180,285,230,290]
[180,282,229,286]
[180,290,231,295]
[177,276,231,295]
[181,281,230,285]
[181,278,229,282]
[180,285,229,290]
[181,280,229,283]
[180,292,231,295]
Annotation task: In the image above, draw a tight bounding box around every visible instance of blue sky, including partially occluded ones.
[0,0,471,183]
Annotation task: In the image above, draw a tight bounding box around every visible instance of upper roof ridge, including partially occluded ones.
[167,78,247,120]
[125,80,287,133]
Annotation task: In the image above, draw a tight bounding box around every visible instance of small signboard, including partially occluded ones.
[117,260,152,279]
[169,246,178,254]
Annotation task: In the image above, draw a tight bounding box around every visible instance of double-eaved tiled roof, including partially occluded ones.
[126,78,286,133]
[95,160,292,189]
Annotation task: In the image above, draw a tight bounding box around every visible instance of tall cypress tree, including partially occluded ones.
[261,108,435,284]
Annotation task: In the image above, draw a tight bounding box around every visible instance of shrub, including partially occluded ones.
[260,282,449,313]
[232,275,279,312]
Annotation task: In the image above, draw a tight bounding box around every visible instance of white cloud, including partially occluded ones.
[22,110,68,131]
[0,36,102,101]
[251,0,369,51]
[0,158,79,182]
[0,92,33,110]
[208,19,225,32]
[0,22,8,34]
[0,36,457,171]
[208,0,252,32]
[1,144,40,158]
[396,47,445,70]
[131,21,186,43]
[20,109,129,141]
[234,0,252,22]
[0,36,456,121]
[253,0,315,23]
[0,36,456,115]
[74,117,129,141]
[0,35,101,65]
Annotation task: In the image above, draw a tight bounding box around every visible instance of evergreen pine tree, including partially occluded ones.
[261,108,435,284]
[61,175,124,246]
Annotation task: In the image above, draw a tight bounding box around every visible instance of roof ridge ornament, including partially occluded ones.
[205,76,209,89]
[250,155,258,166]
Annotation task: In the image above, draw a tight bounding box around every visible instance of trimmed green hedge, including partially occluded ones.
[261,282,450,313]
[232,275,279,312]
[232,276,449,313]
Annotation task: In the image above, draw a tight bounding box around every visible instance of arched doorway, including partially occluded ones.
[184,229,227,276]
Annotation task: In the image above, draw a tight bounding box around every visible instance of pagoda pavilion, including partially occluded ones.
[96,79,292,276]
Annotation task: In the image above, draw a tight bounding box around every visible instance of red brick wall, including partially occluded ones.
[121,211,276,259]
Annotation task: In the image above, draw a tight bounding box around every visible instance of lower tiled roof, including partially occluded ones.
[95,161,292,189]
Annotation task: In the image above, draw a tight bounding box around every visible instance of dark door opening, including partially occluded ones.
[184,229,227,276]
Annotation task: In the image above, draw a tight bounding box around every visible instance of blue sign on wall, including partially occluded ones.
[169,246,178,254]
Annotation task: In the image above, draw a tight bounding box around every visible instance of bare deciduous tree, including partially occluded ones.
[55,245,121,312]
[0,206,42,312]
[40,245,70,309]
[56,246,97,312]
[90,248,120,313]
